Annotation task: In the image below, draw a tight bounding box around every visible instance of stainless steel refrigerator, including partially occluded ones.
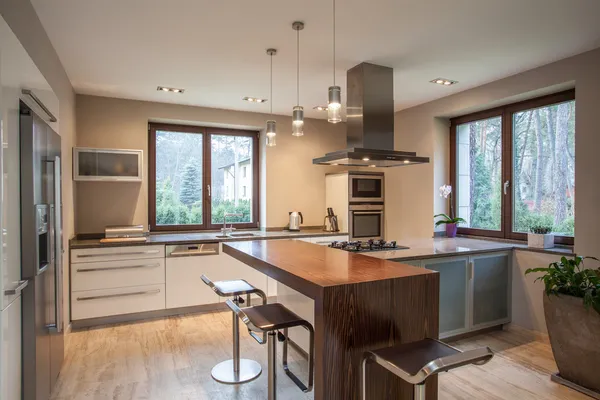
[20,102,63,400]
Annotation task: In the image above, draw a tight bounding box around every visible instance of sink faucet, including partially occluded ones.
[222,213,243,236]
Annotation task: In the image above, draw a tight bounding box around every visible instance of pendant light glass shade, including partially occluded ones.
[292,106,304,136]
[266,48,277,146]
[327,85,341,123]
[266,120,277,147]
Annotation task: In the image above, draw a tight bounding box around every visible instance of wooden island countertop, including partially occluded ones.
[223,239,440,400]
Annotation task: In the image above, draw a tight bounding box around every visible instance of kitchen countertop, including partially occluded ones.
[69,229,348,249]
[224,239,435,298]
[362,237,573,261]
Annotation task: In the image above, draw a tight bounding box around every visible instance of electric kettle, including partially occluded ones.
[288,211,303,231]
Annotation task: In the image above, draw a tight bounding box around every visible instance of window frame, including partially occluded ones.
[450,89,575,245]
[148,122,260,232]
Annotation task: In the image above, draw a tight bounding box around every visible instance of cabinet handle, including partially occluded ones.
[76,263,160,273]
[4,280,29,296]
[469,261,474,280]
[169,250,218,257]
[76,289,161,301]
[76,249,160,258]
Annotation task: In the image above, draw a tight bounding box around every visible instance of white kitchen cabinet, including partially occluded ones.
[1,297,21,400]
[165,246,220,309]
[71,258,165,292]
[71,284,165,320]
[71,245,165,263]
[218,243,268,305]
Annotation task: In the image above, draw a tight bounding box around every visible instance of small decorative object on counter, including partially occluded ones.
[434,184,465,238]
[525,256,600,397]
[527,225,554,249]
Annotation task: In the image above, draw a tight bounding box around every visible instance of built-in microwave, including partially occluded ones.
[348,204,384,241]
[349,173,384,203]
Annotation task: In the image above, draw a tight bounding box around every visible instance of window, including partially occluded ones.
[243,166,247,178]
[450,90,574,244]
[148,123,259,231]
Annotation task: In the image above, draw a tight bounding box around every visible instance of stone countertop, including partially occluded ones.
[362,237,574,261]
[69,229,348,249]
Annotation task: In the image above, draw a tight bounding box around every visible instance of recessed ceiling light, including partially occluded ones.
[369,165,376,168]
[243,96,267,103]
[430,78,457,86]
[157,86,185,93]
[403,160,410,164]
[313,106,329,111]
[362,157,370,161]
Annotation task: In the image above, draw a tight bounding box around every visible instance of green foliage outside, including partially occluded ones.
[156,178,251,226]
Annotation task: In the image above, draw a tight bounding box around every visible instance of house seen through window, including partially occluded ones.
[148,123,259,231]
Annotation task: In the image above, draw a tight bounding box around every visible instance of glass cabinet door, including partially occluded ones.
[423,257,470,337]
[74,148,142,181]
[471,252,511,327]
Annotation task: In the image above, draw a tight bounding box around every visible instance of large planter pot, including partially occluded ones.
[544,294,600,394]
[445,223,457,238]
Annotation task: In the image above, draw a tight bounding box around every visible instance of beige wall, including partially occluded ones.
[0,0,76,325]
[389,48,600,256]
[75,95,346,233]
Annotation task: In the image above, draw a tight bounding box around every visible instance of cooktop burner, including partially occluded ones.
[329,240,409,252]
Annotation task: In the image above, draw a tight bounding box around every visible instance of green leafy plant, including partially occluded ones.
[434,213,466,227]
[530,225,553,234]
[525,256,600,314]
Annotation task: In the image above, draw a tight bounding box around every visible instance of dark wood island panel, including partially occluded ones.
[224,240,440,400]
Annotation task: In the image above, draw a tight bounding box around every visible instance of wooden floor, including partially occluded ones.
[52,311,589,400]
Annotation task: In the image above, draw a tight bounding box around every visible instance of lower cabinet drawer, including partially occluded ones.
[71,284,165,320]
[71,258,165,291]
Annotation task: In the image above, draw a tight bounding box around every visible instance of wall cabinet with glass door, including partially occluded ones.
[73,148,143,182]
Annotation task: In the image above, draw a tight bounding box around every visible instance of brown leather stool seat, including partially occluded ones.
[362,338,494,400]
[201,275,267,385]
[226,300,314,400]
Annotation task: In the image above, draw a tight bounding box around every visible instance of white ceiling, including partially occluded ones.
[31,0,600,120]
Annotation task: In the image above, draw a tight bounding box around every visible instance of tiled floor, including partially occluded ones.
[51,311,589,399]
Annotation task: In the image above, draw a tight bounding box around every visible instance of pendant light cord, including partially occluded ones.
[297,28,300,106]
[270,53,273,116]
[333,0,336,86]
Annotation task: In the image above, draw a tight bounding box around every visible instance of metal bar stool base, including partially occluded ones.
[211,359,262,384]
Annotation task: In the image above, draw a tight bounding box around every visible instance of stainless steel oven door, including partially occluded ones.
[349,205,384,241]
[349,174,384,203]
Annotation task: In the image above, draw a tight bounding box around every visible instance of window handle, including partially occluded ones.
[503,180,510,195]
[207,184,211,197]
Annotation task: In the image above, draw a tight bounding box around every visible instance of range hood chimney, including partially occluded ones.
[313,62,429,167]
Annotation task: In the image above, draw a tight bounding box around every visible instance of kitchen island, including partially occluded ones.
[223,240,440,400]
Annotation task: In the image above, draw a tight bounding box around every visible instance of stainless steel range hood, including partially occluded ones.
[313,63,429,167]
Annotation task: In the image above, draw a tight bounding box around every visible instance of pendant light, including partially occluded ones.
[292,21,305,136]
[327,0,341,123]
[266,48,277,146]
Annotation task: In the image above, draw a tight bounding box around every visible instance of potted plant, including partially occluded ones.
[528,225,554,249]
[434,184,465,238]
[526,256,600,396]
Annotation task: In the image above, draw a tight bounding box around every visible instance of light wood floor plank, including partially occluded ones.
[52,312,587,399]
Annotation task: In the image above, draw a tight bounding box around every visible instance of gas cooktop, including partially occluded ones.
[329,240,409,253]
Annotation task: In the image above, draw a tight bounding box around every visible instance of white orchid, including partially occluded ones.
[439,184,452,199]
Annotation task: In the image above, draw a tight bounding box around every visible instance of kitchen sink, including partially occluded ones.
[215,233,258,239]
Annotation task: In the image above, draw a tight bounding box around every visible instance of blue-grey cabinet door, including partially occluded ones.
[423,257,470,338]
[470,252,511,328]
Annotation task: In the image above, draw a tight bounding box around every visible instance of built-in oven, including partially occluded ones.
[348,204,384,241]
[349,173,384,203]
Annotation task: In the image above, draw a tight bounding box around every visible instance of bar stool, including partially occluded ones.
[361,338,494,400]
[225,299,314,400]
[201,275,267,384]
